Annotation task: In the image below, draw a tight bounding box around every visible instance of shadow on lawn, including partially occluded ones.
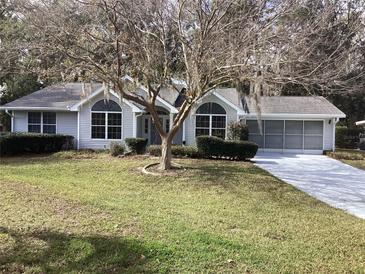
[0,227,157,273]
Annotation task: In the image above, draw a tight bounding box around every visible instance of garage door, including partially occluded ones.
[247,120,323,151]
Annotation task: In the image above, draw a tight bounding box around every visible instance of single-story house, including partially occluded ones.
[0,82,346,154]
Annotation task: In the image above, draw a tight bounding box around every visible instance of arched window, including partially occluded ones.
[91,100,122,139]
[195,102,227,139]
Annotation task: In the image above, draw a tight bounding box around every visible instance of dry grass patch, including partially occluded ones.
[1,152,365,273]
[327,149,365,170]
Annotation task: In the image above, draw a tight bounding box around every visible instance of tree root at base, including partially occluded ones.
[142,162,186,176]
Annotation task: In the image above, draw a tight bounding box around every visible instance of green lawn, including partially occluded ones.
[1,152,365,273]
[327,149,365,170]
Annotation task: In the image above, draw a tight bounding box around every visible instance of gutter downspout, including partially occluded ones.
[77,111,80,150]
[5,109,14,132]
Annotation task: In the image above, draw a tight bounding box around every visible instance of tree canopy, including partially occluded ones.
[1,0,365,168]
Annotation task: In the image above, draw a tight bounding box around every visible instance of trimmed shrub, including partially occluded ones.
[0,133,74,156]
[196,136,224,158]
[196,136,258,160]
[110,142,125,157]
[125,138,148,154]
[336,126,364,149]
[148,145,201,158]
[359,141,365,151]
[228,121,249,141]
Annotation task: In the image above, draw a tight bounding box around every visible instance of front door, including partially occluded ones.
[150,116,170,145]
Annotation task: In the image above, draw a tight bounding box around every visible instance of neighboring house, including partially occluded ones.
[356,120,365,126]
[0,82,346,153]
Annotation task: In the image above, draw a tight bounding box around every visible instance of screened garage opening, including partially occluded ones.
[247,120,324,151]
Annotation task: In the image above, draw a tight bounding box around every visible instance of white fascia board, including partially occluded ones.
[157,96,179,113]
[138,85,179,114]
[212,91,245,115]
[69,86,105,111]
[245,113,346,119]
[109,89,143,113]
[355,120,365,126]
[121,75,179,113]
[0,106,73,111]
[69,85,143,113]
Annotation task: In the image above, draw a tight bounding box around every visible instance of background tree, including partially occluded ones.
[7,0,365,169]
[0,0,43,130]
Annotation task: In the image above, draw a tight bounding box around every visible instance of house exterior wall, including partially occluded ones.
[323,118,334,151]
[12,110,78,137]
[12,110,79,146]
[9,95,338,152]
[56,112,78,138]
[12,110,28,132]
[78,92,134,149]
[184,94,238,145]
[173,126,183,145]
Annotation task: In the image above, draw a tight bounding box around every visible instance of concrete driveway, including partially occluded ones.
[253,153,365,219]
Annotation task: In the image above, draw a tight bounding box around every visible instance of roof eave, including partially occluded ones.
[0,106,73,111]
[245,113,346,119]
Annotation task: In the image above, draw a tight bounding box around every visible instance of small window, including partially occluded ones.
[107,113,122,139]
[91,100,122,112]
[196,102,226,114]
[28,112,41,133]
[196,116,210,137]
[211,116,226,139]
[91,113,106,139]
[43,112,56,134]
[195,102,226,138]
[91,99,122,139]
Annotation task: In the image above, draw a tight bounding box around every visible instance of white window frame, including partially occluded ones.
[28,112,57,134]
[91,110,123,140]
[195,113,227,139]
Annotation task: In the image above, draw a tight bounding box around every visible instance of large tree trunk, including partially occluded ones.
[160,137,172,170]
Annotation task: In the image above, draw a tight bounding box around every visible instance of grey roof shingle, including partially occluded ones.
[0,82,345,117]
[1,83,102,110]
[244,96,345,116]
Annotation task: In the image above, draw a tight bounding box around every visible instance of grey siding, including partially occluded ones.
[12,110,77,139]
[184,94,238,145]
[56,112,78,146]
[173,127,183,145]
[78,93,134,149]
[56,112,78,137]
[323,118,334,150]
[13,111,28,132]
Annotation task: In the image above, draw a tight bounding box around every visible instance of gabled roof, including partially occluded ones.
[0,81,346,119]
[244,96,346,117]
[0,83,102,110]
